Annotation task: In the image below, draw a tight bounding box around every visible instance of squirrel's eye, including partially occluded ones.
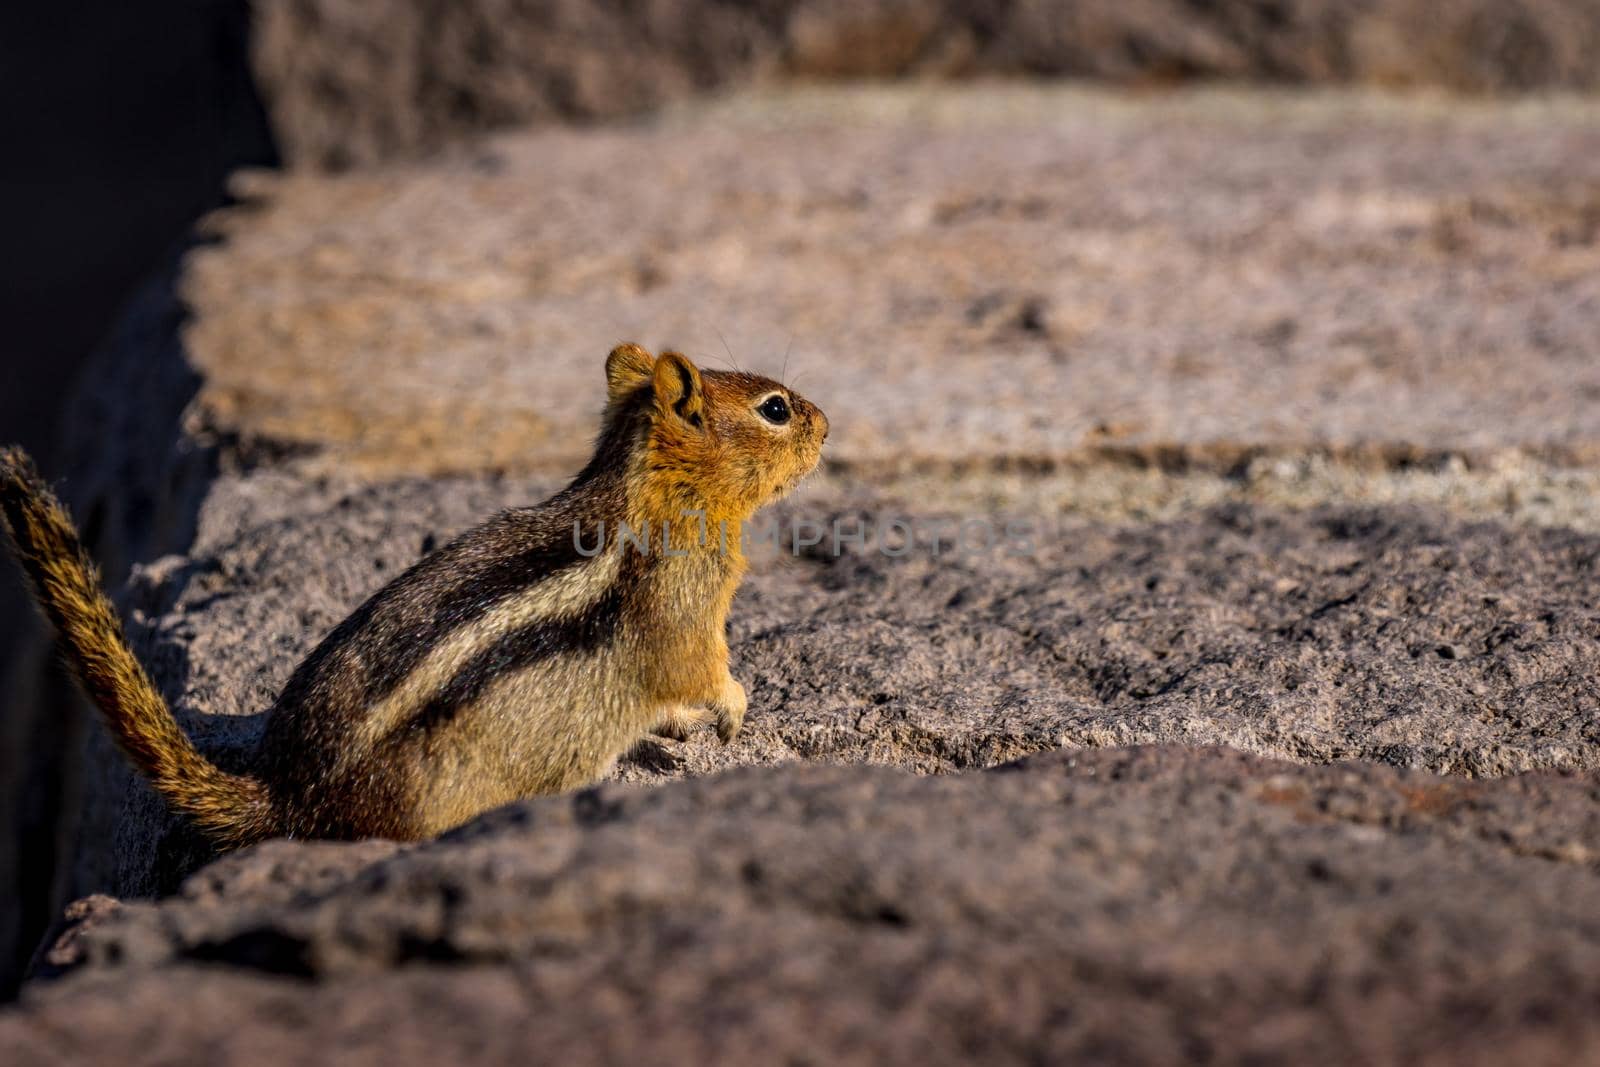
[757,395,791,425]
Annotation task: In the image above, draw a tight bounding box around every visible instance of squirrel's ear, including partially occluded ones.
[652,351,705,430]
[606,343,656,404]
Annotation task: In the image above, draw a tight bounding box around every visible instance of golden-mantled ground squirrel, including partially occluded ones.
[0,345,828,845]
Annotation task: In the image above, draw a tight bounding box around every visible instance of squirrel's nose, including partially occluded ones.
[817,411,831,443]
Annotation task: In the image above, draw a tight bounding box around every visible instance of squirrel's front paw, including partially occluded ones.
[713,678,748,744]
[653,704,707,742]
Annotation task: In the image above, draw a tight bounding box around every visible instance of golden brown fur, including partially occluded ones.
[0,345,827,846]
[0,449,274,846]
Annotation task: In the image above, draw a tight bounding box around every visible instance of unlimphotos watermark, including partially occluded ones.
[575,510,1047,559]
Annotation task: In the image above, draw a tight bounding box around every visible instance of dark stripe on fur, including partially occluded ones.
[283,390,653,713]
[580,384,652,484]
[277,512,605,713]
[392,585,626,740]
[257,394,648,816]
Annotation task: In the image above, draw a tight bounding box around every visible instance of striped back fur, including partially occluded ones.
[0,345,828,846]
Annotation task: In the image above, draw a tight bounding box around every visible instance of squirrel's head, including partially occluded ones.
[601,343,829,522]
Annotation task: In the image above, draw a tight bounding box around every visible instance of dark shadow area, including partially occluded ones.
[0,0,276,473]
[0,0,278,998]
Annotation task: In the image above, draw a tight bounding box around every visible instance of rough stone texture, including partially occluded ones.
[82,475,1600,898]
[6,748,1600,1064]
[251,0,1600,168]
[8,85,1600,1056]
[190,87,1600,479]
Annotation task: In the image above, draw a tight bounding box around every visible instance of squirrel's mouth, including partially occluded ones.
[789,451,826,496]
[766,448,823,503]
[769,464,817,503]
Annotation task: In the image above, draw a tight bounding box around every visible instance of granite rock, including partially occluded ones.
[6,747,1600,1064]
[7,86,1600,1059]
[185,87,1600,479]
[86,475,1600,897]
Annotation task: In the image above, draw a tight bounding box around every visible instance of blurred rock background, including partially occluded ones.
[253,0,1600,168]
[11,0,1600,461]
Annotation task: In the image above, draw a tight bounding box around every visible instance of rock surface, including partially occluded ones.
[193,87,1600,478]
[86,477,1600,898]
[252,0,1600,167]
[7,748,1600,1064]
[5,85,1600,1058]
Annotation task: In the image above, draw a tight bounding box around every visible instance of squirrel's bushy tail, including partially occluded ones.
[0,447,274,846]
